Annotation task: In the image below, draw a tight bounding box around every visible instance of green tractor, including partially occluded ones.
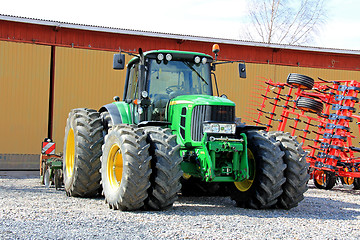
[63,46,308,210]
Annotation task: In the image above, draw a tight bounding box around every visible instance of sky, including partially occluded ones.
[1,0,360,51]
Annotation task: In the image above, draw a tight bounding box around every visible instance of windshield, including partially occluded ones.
[147,59,212,99]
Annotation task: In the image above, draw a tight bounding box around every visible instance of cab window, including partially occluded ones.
[126,64,139,100]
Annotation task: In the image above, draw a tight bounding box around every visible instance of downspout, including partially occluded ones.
[47,45,56,139]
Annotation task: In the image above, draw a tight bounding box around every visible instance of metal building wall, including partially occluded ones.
[1,15,360,170]
[0,40,50,169]
[52,47,129,151]
[215,62,360,122]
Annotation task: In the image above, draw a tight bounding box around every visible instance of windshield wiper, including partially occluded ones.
[183,61,208,85]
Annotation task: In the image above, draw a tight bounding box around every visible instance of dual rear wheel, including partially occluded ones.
[63,109,182,211]
[100,125,182,210]
[63,108,104,197]
[230,131,309,210]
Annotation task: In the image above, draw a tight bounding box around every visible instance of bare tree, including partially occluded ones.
[241,0,327,45]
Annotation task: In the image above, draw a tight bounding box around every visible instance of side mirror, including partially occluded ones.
[113,53,125,70]
[238,62,246,78]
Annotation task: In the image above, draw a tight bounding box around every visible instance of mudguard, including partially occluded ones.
[235,122,266,134]
[99,102,133,125]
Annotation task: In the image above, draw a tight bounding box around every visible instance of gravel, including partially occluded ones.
[1,171,360,240]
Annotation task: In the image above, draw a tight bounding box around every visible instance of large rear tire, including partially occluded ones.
[143,127,182,210]
[63,108,104,197]
[101,125,152,211]
[230,131,286,209]
[101,111,113,134]
[267,131,309,209]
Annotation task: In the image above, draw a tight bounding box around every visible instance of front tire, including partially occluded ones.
[63,108,104,197]
[143,127,182,210]
[268,131,309,209]
[230,131,286,209]
[101,125,152,211]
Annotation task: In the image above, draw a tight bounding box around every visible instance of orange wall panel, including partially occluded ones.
[52,47,128,151]
[0,41,50,154]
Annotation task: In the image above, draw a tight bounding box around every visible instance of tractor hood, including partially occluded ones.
[168,94,236,145]
[169,94,235,107]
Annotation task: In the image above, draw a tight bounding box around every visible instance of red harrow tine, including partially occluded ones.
[312,80,360,178]
[254,78,274,131]
[252,74,360,188]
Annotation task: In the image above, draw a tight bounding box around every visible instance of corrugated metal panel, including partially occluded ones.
[216,62,360,126]
[2,18,360,71]
[53,47,127,151]
[215,62,276,121]
[0,154,39,170]
[2,14,360,56]
[0,40,50,154]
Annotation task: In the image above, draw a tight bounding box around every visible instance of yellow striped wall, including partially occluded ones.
[2,40,360,159]
[52,47,129,151]
[0,41,50,154]
[215,62,360,124]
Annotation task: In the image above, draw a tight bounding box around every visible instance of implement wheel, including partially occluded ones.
[41,162,46,185]
[44,167,51,188]
[101,125,152,211]
[296,97,323,114]
[287,73,314,90]
[230,131,286,209]
[143,127,182,210]
[268,131,309,209]
[313,170,336,190]
[63,108,104,197]
[54,169,63,190]
[341,177,360,190]
[354,178,360,190]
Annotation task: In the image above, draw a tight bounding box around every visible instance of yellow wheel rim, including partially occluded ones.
[65,128,75,178]
[107,144,123,189]
[183,173,191,180]
[234,149,256,192]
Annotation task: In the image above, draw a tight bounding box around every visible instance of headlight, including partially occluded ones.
[194,56,201,64]
[166,53,172,61]
[157,53,164,61]
[203,123,236,134]
[141,91,148,98]
[211,124,220,133]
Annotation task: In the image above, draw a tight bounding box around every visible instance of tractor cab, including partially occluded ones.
[121,50,214,122]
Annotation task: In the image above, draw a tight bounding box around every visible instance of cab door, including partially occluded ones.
[124,63,140,124]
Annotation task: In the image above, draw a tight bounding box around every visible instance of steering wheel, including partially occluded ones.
[166,85,181,94]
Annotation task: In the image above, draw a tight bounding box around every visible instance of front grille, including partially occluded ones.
[191,105,235,141]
